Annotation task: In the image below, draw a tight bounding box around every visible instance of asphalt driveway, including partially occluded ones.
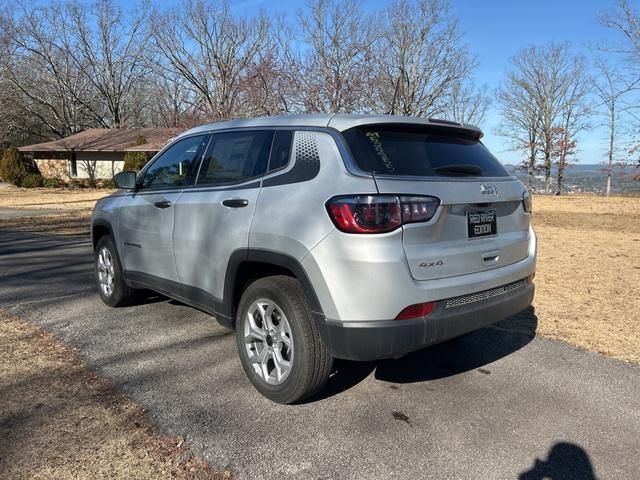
[1,230,638,479]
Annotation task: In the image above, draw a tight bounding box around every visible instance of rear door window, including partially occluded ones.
[197,131,273,185]
[342,125,509,177]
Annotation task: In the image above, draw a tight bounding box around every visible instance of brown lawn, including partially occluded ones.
[0,186,112,236]
[0,310,231,480]
[0,186,113,210]
[531,195,640,363]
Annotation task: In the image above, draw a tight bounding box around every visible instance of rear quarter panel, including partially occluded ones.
[249,130,377,261]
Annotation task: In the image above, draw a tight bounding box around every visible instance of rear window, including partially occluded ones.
[342,125,509,177]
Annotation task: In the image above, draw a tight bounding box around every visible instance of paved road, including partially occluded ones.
[1,230,638,480]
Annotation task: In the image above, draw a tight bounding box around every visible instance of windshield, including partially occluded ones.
[342,125,510,177]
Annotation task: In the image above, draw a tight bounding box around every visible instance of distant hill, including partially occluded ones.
[502,163,639,194]
[503,163,637,175]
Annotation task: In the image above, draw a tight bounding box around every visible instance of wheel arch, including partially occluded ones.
[222,249,325,328]
[91,218,115,251]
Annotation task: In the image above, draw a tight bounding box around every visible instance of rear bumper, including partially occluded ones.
[317,281,534,361]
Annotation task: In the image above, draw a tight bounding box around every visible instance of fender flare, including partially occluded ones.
[91,218,115,250]
[221,249,325,323]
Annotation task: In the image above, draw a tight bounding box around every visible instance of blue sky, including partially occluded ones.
[447,0,620,164]
[226,0,625,165]
[115,0,626,164]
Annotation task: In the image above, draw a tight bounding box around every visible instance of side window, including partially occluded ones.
[197,131,273,185]
[268,130,293,172]
[140,135,208,190]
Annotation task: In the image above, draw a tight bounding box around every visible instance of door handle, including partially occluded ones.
[222,198,249,208]
[154,200,172,209]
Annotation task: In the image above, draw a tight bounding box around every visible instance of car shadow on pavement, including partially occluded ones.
[519,442,598,480]
[307,306,538,402]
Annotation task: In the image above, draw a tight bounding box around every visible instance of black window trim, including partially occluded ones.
[135,132,212,192]
[131,127,302,193]
[265,129,294,175]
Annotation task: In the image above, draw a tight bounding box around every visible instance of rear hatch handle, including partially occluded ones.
[482,250,500,266]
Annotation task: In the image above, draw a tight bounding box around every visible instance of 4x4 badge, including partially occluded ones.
[419,260,444,268]
[480,185,498,195]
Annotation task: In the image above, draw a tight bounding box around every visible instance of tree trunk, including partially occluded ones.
[528,146,536,191]
[606,112,615,196]
[544,151,552,194]
[556,158,564,196]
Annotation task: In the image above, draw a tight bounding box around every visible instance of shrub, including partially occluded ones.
[68,178,82,189]
[99,179,116,189]
[43,177,63,188]
[21,173,44,188]
[123,135,150,172]
[0,146,42,186]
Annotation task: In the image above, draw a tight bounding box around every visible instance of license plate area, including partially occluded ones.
[467,209,497,239]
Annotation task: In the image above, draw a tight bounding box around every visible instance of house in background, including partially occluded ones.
[18,128,183,181]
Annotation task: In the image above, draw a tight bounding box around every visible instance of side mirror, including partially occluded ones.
[113,171,137,190]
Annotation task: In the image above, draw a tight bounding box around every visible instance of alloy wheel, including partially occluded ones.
[97,247,115,297]
[243,299,294,385]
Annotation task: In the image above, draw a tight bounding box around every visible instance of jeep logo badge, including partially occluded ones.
[480,185,498,195]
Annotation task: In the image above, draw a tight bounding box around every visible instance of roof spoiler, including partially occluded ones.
[329,115,483,139]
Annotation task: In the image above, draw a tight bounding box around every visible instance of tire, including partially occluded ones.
[94,235,138,307]
[235,275,333,404]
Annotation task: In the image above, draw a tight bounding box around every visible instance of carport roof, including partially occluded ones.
[18,128,183,153]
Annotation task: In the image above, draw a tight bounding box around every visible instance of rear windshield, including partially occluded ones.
[342,125,509,177]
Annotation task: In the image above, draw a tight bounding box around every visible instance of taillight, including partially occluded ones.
[400,196,440,223]
[522,190,532,213]
[395,301,435,320]
[326,195,439,234]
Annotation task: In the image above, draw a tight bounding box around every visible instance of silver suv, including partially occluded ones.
[92,114,536,403]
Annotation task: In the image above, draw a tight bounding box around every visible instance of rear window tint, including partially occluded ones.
[342,125,509,177]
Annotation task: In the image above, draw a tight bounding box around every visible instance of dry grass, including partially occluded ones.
[531,195,640,363]
[0,186,110,236]
[0,211,94,236]
[0,310,232,480]
[0,186,113,210]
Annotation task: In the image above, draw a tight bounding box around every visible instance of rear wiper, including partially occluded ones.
[433,164,482,176]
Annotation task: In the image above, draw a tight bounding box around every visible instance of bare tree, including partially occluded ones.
[152,0,273,120]
[534,45,586,194]
[592,58,638,195]
[550,127,576,195]
[497,64,541,191]
[144,67,203,128]
[600,0,640,182]
[499,44,587,194]
[59,0,152,128]
[297,0,377,113]
[376,0,475,117]
[447,81,489,125]
[1,3,92,139]
[600,0,640,69]
[0,0,153,141]
[553,63,591,195]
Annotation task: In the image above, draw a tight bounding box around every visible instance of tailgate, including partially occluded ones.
[375,177,532,281]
